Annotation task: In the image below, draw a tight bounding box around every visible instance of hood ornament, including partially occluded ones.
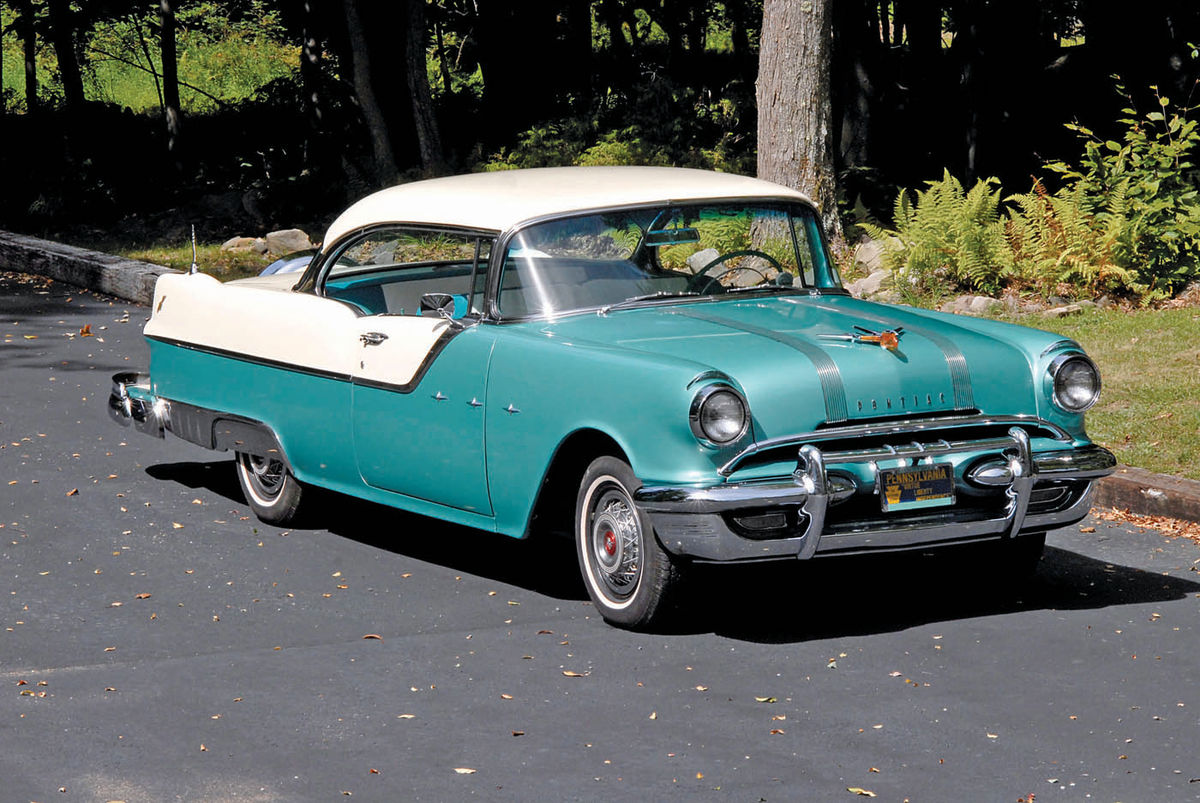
[820,325,904,351]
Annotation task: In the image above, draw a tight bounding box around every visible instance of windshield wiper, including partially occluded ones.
[721,283,799,295]
[598,291,702,315]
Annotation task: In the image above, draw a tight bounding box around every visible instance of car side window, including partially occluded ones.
[321,227,492,317]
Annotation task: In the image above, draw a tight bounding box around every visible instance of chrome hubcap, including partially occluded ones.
[245,454,284,499]
[590,487,641,599]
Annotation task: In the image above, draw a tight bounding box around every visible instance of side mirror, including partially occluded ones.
[420,292,467,320]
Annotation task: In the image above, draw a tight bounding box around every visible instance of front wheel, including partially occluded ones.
[235,451,305,525]
[575,456,684,629]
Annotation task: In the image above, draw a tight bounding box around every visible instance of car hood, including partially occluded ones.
[539,293,1054,440]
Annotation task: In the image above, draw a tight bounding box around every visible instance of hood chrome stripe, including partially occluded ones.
[675,309,849,423]
[803,301,975,411]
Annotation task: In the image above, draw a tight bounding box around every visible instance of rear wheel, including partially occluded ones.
[575,456,684,629]
[235,451,305,525]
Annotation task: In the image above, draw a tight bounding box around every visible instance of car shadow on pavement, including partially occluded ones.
[695,546,1200,643]
[145,459,586,602]
[145,460,1200,641]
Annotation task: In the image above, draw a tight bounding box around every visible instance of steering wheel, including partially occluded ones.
[687,249,784,292]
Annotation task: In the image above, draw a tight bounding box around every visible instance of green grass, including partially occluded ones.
[1005,308,1200,480]
[59,233,273,281]
[123,243,273,281]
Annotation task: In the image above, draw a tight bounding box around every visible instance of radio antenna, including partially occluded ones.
[189,225,199,274]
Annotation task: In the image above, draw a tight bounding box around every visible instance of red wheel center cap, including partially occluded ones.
[603,530,617,556]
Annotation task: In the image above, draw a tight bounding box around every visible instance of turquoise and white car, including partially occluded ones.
[109,166,1116,628]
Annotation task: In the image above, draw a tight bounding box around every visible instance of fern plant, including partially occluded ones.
[1005,179,1139,297]
[862,170,1011,301]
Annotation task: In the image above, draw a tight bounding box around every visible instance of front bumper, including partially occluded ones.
[636,426,1117,562]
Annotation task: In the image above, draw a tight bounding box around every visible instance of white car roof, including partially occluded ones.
[321,166,813,247]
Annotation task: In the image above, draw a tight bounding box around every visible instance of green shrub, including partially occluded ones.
[1045,86,1200,298]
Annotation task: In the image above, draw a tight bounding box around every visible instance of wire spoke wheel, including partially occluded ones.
[589,487,643,600]
[235,450,305,525]
[244,454,285,500]
[575,456,685,629]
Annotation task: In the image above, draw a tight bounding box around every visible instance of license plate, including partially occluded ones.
[879,463,955,512]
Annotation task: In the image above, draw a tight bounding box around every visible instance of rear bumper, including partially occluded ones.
[107,371,166,438]
[636,427,1116,562]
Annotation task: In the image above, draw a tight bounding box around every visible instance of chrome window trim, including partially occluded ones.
[487,197,838,322]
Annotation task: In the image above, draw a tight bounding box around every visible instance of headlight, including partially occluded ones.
[1049,354,1101,412]
[690,385,749,445]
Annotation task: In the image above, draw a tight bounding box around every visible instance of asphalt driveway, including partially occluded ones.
[2,270,1198,801]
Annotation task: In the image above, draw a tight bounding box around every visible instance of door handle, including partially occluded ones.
[359,331,388,346]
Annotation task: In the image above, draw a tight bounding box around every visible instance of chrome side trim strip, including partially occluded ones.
[1041,338,1082,357]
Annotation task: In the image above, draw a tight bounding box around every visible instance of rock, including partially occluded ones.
[967,295,1002,315]
[1042,304,1083,318]
[1075,299,1098,309]
[263,228,313,255]
[252,238,270,255]
[220,236,258,252]
[853,239,886,273]
[687,248,720,272]
[938,294,1001,316]
[847,268,890,298]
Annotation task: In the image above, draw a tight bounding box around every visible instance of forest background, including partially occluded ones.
[1,0,1198,305]
[2,1,1200,479]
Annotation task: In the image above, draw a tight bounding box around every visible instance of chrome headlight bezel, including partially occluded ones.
[1048,353,1101,413]
[689,385,750,447]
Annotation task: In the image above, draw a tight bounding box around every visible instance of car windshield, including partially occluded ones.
[496,201,840,318]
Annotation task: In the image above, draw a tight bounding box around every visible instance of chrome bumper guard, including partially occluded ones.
[107,371,166,438]
[635,427,1117,562]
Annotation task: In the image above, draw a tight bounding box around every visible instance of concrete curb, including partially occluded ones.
[3,228,1198,524]
[1093,465,1200,523]
[0,229,179,306]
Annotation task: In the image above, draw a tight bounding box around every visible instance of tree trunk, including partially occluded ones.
[46,0,85,109]
[342,0,398,186]
[725,0,751,61]
[301,0,324,129]
[598,0,628,56]
[403,0,442,173]
[159,0,183,162]
[951,0,982,182]
[757,0,842,241]
[15,0,37,114]
[834,0,878,170]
